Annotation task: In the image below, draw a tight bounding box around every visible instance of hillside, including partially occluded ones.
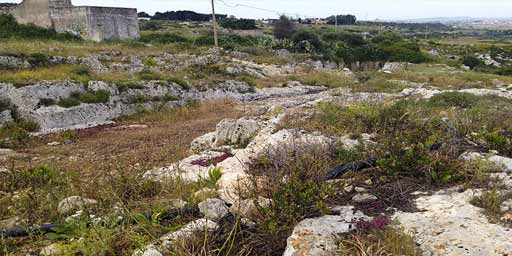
[1,14,512,256]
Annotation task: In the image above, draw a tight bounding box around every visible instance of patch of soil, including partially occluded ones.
[0,100,243,177]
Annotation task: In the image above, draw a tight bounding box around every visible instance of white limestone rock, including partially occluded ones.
[198,198,229,221]
[0,110,13,126]
[190,132,217,153]
[159,219,218,250]
[143,151,227,183]
[283,213,361,256]
[393,188,512,255]
[57,196,98,215]
[352,193,378,203]
[488,155,512,173]
[214,117,264,147]
[229,197,271,221]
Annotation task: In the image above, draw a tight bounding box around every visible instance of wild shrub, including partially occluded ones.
[58,97,81,108]
[273,15,296,39]
[0,118,40,147]
[291,30,322,53]
[479,131,512,157]
[137,68,162,81]
[58,89,111,108]
[427,92,479,109]
[339,226,422,256]
[139,20,164,31]
[463,55,484,70]
[220,18,257,30]
[246,144,335,252]
[0,14,79,40]
[140,32,189,44]
[0,98,11,112]
[471,189,512,223]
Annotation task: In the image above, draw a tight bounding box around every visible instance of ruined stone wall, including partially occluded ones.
[7,0,139,41]
[50,6,88,37]
[82,7,139,41]
[9,0,52,28]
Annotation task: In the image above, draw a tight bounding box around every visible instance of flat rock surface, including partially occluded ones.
[393,188,512,256]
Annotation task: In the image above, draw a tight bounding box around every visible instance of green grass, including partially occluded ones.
[0,65,92,86]
[57,90,111,108]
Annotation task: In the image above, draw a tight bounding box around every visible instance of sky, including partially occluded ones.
[11,0,512,20]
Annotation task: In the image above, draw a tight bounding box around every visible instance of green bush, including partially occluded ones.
[427,92,479,108]
[137,68,163,81]
[0,98,11,112]
[220,18,257,30]
[79,90,111,104]
[291,30,322,53]
[27,53,50,67]
[0,14,79,40]
[273,15,296,39]
[139,20,164,31]
[140,32,189,44]
[0,118,40,147]
[58,97,81,108]
[58,90,111,108]
[463,55,484,70]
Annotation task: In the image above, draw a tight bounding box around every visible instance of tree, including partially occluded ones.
[273,15,296,39]
[291,30,322,53]
[138,12,152,19]
[463,55,483,70]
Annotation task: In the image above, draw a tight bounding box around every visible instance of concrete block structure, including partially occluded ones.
[6,0,139,41]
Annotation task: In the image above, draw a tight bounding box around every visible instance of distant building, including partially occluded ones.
[4,0,139,41]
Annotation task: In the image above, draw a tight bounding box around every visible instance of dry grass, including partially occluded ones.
[339,227,422,256]
[385,64,512,89]
[0,99,242,176]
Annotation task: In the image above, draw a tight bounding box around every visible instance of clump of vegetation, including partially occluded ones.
[471,189,512,224]
[139,32,189,44]
[0,117,40,148]
[463,55,484,70]
[58,90,111,108]
[273,15,296,40]
[220,18,257,30]
[339,220,422,256]
[0,65,93,86]
[0,14,79,40]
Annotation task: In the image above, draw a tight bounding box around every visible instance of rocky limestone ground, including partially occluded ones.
[2,55,512,255]
[134,85,512,255]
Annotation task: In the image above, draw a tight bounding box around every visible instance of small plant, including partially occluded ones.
[428,92,479,109]
[167,77,190,90]
[58,89,111,108]
[339,226,422,256]
[137,68,162,81]
[60,130,78,141]
[58,97,81,108]
[471,189,512,223]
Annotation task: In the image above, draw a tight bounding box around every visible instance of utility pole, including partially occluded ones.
[335,14,338,32]
[425,24,429,40]
[211,0,219,47]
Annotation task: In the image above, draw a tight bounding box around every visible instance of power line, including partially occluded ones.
[215,0,311,18]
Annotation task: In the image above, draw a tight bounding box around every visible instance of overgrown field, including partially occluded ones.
[1,13,512,256]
